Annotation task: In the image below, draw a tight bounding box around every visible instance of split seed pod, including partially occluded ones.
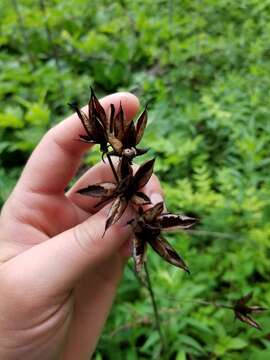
[77,157,155,231]
[233,293,267,330]
[69,88,109,155]
[107,103,148,160]
[128,202,197,273]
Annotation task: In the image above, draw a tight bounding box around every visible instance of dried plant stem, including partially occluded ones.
[128,262,145,286]
[144,262,166,354]
[165,296,234,310]
[107,154,119,182]
[190,299,233,310]
[186,229,235,240]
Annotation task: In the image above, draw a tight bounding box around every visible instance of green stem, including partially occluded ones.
[144,262,166,355]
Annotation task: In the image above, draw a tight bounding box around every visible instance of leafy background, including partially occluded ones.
[1,0,270,359]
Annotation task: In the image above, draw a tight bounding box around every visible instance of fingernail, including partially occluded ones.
[150,193,164,205]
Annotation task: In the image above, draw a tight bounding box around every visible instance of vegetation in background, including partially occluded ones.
[1,0,270,359]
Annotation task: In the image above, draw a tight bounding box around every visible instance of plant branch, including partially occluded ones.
[144,262,166,354]
[107,154,119,182]
[186,229,236,240]
[165,296,234,310]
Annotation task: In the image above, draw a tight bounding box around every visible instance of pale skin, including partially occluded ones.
[0,92,163,360]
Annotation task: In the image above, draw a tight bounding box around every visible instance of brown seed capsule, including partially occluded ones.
[128,202,197,274]
[77,157,155,232]
[233,293,267,330]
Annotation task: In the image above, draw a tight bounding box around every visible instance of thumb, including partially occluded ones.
[2,205,133,297]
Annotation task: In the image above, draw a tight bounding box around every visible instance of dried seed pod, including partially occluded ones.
[70,88,149,161]
[233,293,267,330]
[128,202,197,273]
[107,104,149,160]
[69,88,108,154]
[77,157,155,231]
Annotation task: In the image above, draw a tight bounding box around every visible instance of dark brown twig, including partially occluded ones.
[107,154,119,183]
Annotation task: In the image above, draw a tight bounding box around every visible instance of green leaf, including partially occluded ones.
[176,351,186,360]
[0,112,23,128]
[25,103,50,126]
[140,331,160,352]
[215,336,248,356]
[249,350,270,360]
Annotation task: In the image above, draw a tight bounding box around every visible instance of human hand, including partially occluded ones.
[0,92,163,360]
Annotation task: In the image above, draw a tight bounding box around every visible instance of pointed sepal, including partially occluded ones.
[159,214,197,231]
[134,158,155,189]
[148,235,190,273]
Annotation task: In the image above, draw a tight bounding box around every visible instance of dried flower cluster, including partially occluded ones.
[128,202,196,273]
[71,88,266,330]
[69,88,148,160]
[72,88,196,274]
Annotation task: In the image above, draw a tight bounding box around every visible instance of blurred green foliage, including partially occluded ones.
[1,0,270,358]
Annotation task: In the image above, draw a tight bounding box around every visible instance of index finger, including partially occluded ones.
[18,92,140,194]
